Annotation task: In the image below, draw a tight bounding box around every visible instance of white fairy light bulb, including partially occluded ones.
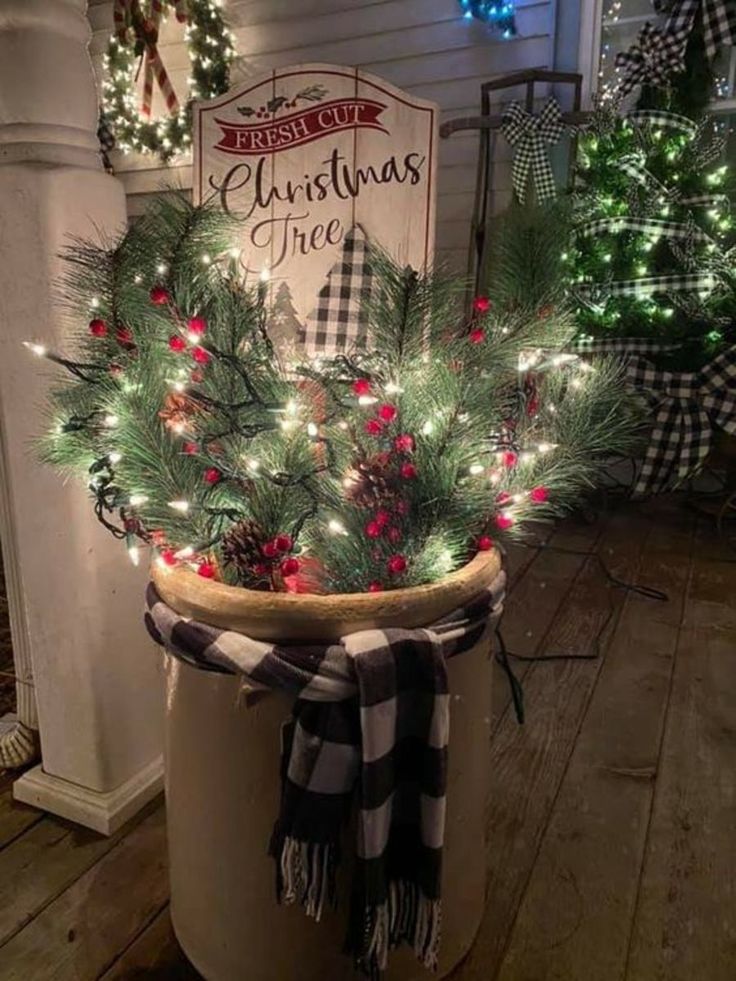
[174,546,195,559]
[128,545,140,567]
[168,500,190,512]
[260,266,270,283]
[129,493,149,507]
[156,262,168,275]
[469,463,485,476]
[328,519,347,535]
[307,422,319,438]
[90,297,100,309]
[103,414,119,428]
[385,381,403,394]
[23,341,47,357]
[247,458,260,472]
[108,451,122,464]
[421,420,434,436]
[338,420,349,431]
[358,395,378,406]
[201,253,211,265]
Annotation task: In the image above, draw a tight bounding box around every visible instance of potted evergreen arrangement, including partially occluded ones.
[31,198,639,979]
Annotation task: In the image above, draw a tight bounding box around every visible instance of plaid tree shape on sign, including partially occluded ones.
[303,225,373,355]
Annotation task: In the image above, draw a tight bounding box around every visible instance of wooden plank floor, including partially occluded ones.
[1,498,734,980]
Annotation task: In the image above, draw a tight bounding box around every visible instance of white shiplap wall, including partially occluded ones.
[87,0,555,271]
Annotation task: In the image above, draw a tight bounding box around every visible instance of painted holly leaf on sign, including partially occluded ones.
[236,85,329,119]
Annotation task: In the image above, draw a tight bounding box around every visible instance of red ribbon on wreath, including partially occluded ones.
[113,0,188,118]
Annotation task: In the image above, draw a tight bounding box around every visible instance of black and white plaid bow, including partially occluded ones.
[573,339,736,496]
[656,0,736,61]
[501,98,565,204]
[614,21,688,96]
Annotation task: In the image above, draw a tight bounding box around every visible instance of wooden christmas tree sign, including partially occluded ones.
[193,63,438,353]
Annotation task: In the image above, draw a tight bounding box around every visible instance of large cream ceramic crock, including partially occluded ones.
[153,549,501,981]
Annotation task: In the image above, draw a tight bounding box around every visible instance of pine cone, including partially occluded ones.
[159,392,201,432]
[221,519,266,578]
[345,454,397,509]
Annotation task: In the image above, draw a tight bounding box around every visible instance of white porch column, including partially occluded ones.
[0,0,163,833]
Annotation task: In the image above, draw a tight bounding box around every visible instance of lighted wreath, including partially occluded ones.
[102,0,235,162]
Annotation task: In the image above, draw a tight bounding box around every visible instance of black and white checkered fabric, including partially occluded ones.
[304,225,374,357]
[571,339,736,496]
[145,568,507,976]
[578,216,713,244]
[578,272,718,300]
[627,108,697,136]
[614,20,688,97]
[661,0,736,61]
[501,97,566,204]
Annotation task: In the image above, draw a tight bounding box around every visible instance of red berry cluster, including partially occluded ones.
[168,316,211,367]
[259,533,299,579]
[468,295,492,345]
[88,318,136,353]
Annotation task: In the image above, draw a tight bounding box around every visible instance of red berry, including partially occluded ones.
[469,328,486,345]
[115,326,134,346]
[352,378,372,396]
[203,467,222,485]
[496,491,512,506]
[192,346,211,365]
[182,441,198,455]
[187,316,207,336]
[477,535,494,552]
[150,285,170,306]
[169,335,187,352]
[197,561,216,579]
[530,486,550,503]
[400,462,417,480]
[280,557,300,577]
[502,450,518,468]
[252,562,270,577]
[378,404,397,423]
[365,521,382,539]
[367,581,384,593]
[160,549,177,566]
[365,418,383,436]
[374,509,391,528]
[89,318,107,337]
[387,554,407,576]
[495,513,514,531]
[387,527,402,544]
[190,369,204,383]
[394,433,415,453]
[262,540,279,559]
[473,296,491,314]
[275,533,293,552]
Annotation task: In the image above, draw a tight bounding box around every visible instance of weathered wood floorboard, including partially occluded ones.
[453,507,653,980]
[624,519,736,981]
[494,503,696,981]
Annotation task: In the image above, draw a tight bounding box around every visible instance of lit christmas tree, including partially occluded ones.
[33,197,639,594]
[570,108,736,369]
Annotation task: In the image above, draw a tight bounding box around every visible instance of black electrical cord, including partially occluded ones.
[495,541,669,725]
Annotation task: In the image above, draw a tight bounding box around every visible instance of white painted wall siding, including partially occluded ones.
[87,0,555,272]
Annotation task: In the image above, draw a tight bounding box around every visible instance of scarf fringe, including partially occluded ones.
[275,835,337,922]
[359,882,442,976]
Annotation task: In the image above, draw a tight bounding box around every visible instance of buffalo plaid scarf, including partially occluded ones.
[145,568,506,976]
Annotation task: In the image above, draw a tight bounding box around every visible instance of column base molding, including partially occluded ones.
[13,755,164,836]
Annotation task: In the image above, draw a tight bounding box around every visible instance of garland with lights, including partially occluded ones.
[102,0,235,162]
[457,0,517,37]
[569,106,736,369]
[33,197,639,594]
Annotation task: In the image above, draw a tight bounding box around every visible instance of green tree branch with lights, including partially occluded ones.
[34,197,641,595]
[569,108,736,369]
